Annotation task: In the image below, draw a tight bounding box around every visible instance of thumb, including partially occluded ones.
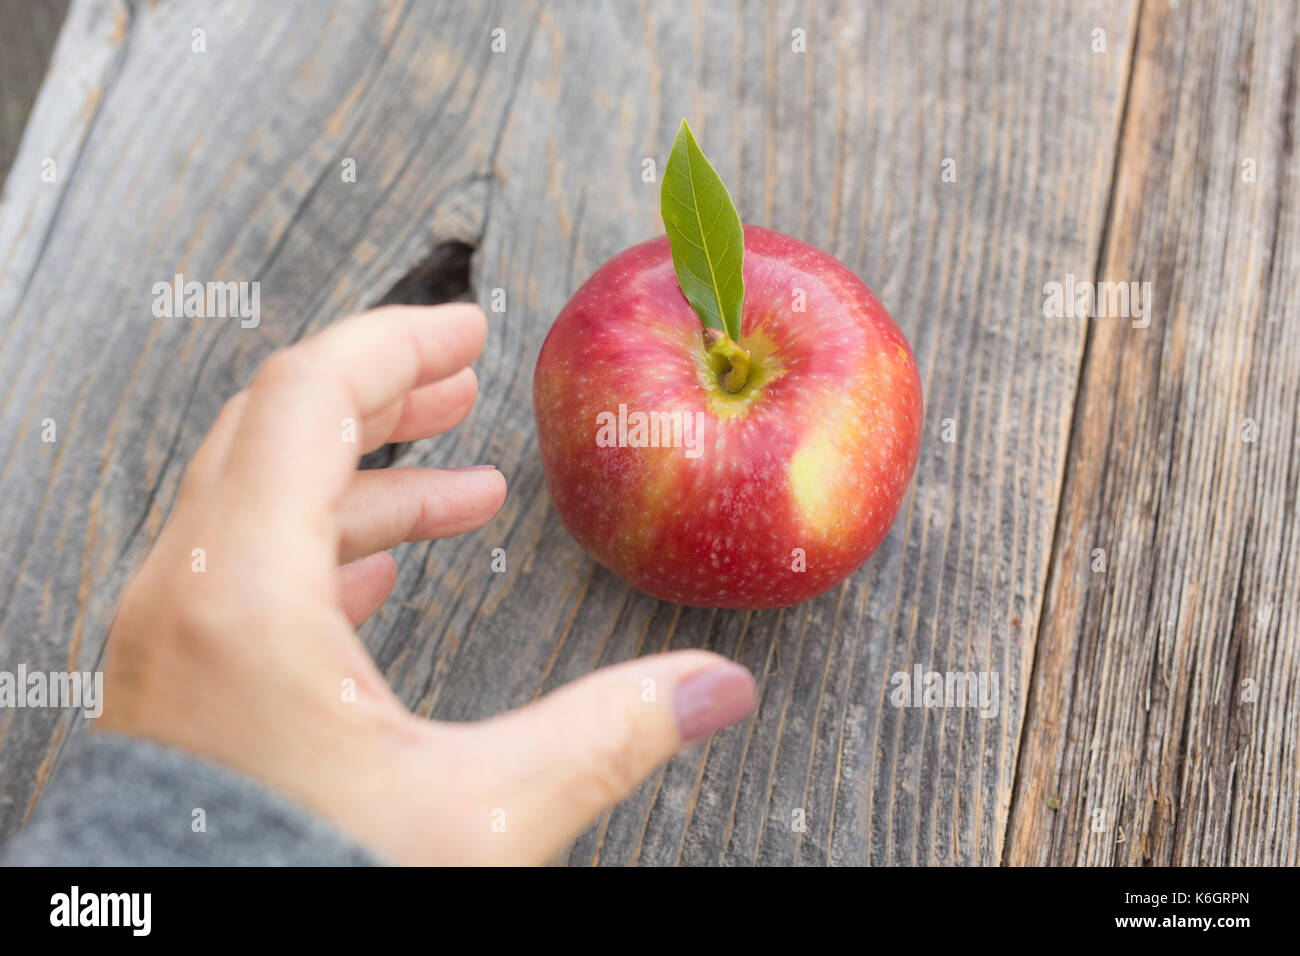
[464,651,756,864]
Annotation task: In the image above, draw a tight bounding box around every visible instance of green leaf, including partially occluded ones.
[660,120,745,341]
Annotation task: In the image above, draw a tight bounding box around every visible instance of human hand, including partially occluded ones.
[99,303,756,865]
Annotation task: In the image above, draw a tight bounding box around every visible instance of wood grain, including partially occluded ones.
[426,0,1136,868]
[5,0,1290,867]
[1005,0,1300,866]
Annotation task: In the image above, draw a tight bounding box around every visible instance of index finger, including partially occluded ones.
[224,303,488,515]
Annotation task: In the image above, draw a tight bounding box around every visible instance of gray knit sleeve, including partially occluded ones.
[0,730,385,866]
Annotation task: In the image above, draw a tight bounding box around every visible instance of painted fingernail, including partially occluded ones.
[448,464,497,472]
[673,663,756,742]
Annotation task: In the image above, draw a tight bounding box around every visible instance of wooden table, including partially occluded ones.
[1,0,1296,865]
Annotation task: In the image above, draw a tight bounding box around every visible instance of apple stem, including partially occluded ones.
[703,328,751,393]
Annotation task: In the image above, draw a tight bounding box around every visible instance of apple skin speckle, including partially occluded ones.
[533,225,923,610]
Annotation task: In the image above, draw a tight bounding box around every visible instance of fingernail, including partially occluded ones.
[673,663,756,742]
[448,464,497,472]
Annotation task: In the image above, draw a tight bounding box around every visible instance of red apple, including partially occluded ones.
[533,225,922,609]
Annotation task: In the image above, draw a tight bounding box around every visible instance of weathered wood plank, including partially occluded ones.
[1006,0,1300,865]
[384,0,1137,866]
[0,0,1136,865]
